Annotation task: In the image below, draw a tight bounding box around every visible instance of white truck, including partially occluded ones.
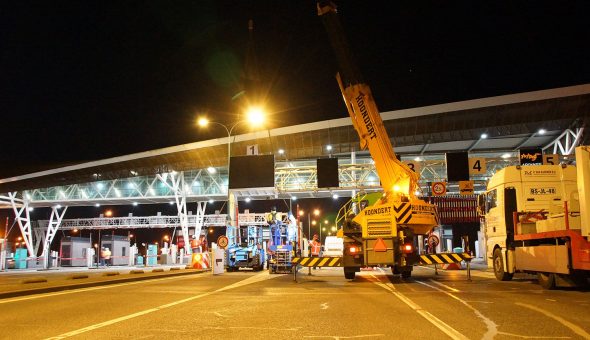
[479,146,590,289]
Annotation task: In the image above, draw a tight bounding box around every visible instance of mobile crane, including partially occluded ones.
[479,146,590,289]
[318,2,439,279]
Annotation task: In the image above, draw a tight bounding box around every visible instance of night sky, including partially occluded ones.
[1,0,590,176]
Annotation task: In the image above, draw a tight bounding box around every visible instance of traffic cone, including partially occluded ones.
[442,262,462,270]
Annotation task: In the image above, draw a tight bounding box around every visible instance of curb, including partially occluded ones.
[0,269,210,300]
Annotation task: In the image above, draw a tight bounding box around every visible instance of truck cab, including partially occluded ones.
[479,158,590,288]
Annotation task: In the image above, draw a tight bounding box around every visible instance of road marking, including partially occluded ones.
[545,299,556,302]
[370,274,468,340]
[213,311,228,318]
[303,335,385,339]
[320,302,329,310]
[415,280,498,340]
[515,302,590,339]
[497,332,570,339]
[44,272,283,340]
[0,274,198,305]
[428,279,460,292]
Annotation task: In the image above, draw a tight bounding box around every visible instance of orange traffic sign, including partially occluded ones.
[374,238,387,252]
[217,235,229,249]
[431,182,446,196]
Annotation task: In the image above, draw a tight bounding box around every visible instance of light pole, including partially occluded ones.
[197,107,265,206]
[198,108,265,245]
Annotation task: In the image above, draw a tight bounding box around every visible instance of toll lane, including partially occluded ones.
[1,267,589,340]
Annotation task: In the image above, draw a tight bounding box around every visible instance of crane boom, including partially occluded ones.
[318,2,418,198]
[317,1,439,280]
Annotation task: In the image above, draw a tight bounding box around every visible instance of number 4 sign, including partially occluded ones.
[468,157,486,175]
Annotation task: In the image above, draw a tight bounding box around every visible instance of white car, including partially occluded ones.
[322,236,343,257]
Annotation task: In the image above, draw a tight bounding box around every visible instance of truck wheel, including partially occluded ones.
[391,265,401,275]
[344,268,356,280]
[538,272,556,289]
[401,270,412,278]
[493,248,513,281]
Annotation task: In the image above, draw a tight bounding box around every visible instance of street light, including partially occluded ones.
[197,106,266,197]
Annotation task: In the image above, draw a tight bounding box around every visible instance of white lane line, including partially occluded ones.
[0,274,200,305]
[303,335,385,339]
[515,302,590,339]
[320,302,329,310]
[213,311,228,318]
[44,272,283,340]
[497,331,570,339]
[415,280,498,340]
[428,279,460,292]
[545,299,556,302]
[370,275,468,340]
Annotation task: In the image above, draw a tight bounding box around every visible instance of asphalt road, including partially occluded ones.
[1,266,589,340]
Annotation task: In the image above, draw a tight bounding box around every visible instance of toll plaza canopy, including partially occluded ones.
[1,83,589,206]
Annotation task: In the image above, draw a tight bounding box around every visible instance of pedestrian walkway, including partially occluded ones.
[0,265,209,299]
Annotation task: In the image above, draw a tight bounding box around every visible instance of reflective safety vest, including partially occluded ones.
[190,239,200,249]
[311,240,321,256]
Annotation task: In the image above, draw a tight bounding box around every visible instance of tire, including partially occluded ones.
[493,248,513,281]
[401,270,412,278]
[391,265,401,275]
[344,268,356,280]
[570,271,590,288]
[538,272,556,289]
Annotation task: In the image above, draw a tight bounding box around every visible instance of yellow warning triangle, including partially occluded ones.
[374,238,387,252]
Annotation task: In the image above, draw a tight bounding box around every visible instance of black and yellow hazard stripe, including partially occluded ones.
[292,257,342,267]
[394,202,412,224]
[419,252,472,265]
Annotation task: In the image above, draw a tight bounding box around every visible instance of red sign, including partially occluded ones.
[431,182,447,196]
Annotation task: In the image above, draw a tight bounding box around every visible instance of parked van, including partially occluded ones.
[322,236,343,257]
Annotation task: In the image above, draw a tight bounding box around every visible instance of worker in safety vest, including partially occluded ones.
[190,235,200,253]
[100,247,111,267]
[310,234,321,269]
[267,207,282,246]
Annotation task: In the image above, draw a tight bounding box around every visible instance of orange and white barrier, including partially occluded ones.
[191,252,211,269]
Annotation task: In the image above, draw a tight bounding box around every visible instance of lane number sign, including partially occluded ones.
[403,160,421,174]
[246,145,259,155]
[468,157,486,175]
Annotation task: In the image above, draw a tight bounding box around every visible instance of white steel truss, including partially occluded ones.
[13,156,526,209]
[543,128,584,155]
[38,213,269,230]
[8,192,34,256]
[157,172,191,253]
[43,206,68,269]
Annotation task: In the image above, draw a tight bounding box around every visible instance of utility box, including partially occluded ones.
[14,248,27,269]
[146,244,158,266]
[60,237,91,267]
[213,248,225,275]
[101,235,130,266]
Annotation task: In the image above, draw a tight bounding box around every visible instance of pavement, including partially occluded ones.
[0,258,491,299]
[0,264,209,299]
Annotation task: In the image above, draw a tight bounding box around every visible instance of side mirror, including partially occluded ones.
[477,194,486,216]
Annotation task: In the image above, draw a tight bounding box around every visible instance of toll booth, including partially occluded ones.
[101,235,130,266]
[60,236,91,266]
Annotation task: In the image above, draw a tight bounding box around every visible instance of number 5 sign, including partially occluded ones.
[468,157,486,175]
